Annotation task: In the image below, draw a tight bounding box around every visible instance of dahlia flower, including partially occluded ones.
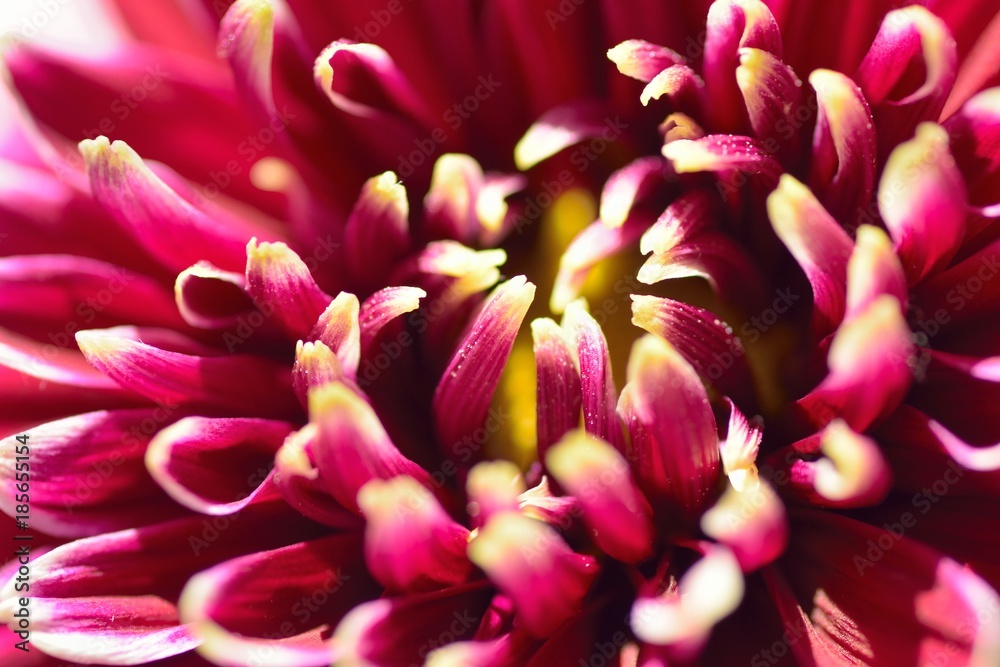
[2,0,1000,665]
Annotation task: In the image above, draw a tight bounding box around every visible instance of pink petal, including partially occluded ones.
[562,300,626,453]
[433,276,535,460]
[856,6,959,156]
[357,475,471,592]
[702,0,783,133]
[245,239,332,341]
[701,477,787,572]
[291,340,350,408]
[466,460,527,528]
[178,534,378,667]
[309,382,430,512]
[631,295,754,405]
[599,156,670,230]
[531,318,582,458]
[79,138,263,273]
[217,0,283,117]
[797,295,913,432]
[878,122,968,285]
[513,103,617,170]
[639,191,714,256]
[766,510,1000,667]
[0,410,184,537]
[945,85,1000,208]
[845,225,909,321]
[640,64,704,112]
[807,69,877,228]
[174,262,257,330]
[75,327,300,419]
[735,47,803,163]
[468,511,599,637]
[663,135,783,186]
[546,431,654,564]
[618,334,720,514]
[767,174,853,336]
[358,286,425,353]
[308,292,361,378]
[344,172,411,291]
[606,39,686,83]
[145,417,294,515]
[0,326,132,394]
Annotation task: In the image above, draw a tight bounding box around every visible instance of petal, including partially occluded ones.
[797,295,914,431]
[466,459,527,528]
[245,239,332,341]
[343,172,410,291]
[766,511,1000,667]
[308,292,361,378]
[767,174,853,336]
[79,138,261,273]
[618,334,720,513]
[468,511,599,637]
[0,410,184,538]
[174,262,257,330]
[145,417,293,515]
[514,103,616,170]
[701,477,787,572]
[291,340,350,408]
[856,6,958,155]
[945,87,1000,207]
[639,191,714,256]
[640,65,704,112]
[218,0,277,116]
[357,475,471,592]
[309,382,430,512]
[599,156,670,230]
[76,327,300,419]
[807,69,877,227]
[358,286,425,353]
[908,350,1000,445]
[845,225,909,320]
[433,276,535,459]
[911,236,1000,334]
[607,39,686,83]
[878,122,968,285]
[531,318,582,458]
[178,534,377,667]
[0,326,132,394]
[562,300,625,452]
[631,295,754,405]
[663,134,782,185]
[735,47,803,162]
[546,431,654,564]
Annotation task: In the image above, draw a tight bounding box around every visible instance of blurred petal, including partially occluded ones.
[607,39,685,83]
[344,172,410,291]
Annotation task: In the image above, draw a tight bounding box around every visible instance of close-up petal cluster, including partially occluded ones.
[1,0,1000,665]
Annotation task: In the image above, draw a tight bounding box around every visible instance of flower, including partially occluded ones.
[2,0,1000,666]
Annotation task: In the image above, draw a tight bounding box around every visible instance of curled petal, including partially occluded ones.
[531,318,582,458]
[546,431,654,564]
[514,103,614,170]
[640,191,714,256]
[359,286,425,353]
[358,475,471,592]
[767,174,853,336]
[467,511,599,637]
[145,417,293,515]
[245,239,331,340]
[700,479,787,572]
[600,156,670,230]
[663,135,782,185]
[309,292,361,378]
[424,154,525,245]
[878,123,967,285]
[175,262,256,330]
[735,48,803,162]
[808,69,877,226]
[631,546,744,652]
[640,65,704,112]
[798,295,914,431]
[618,334,720,513]
[309,382,430,512]
[607,39,685,83]
[433,276,535,459]
[719,399,763,491]
[344,172,410,290]
[845,225,909,320]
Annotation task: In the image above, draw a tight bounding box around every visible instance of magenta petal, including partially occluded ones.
[309,382,431,512]
[946,87,1000,208]
[531,318,582,458]
[76,327,300,419]
[663,134,783,186]
[702,0,782,133]
[546,431,654,564]
[0,595,198,665]
[466,460,527,528]
[639,191,714,256]
[292,340,350,408]
[514,103,617,170]
[736,47,803,163]
[357,475,471,592]
[631,295,754,405]
[433,276,535,459]
[178,534,377,667]
[798,295,913,431]
[640,64,704,112]
[344,172,411,291]
[562,300,625,453]
[308,292,361,378]
[145,417,294,515]
[600,156,670,230]
[333,583,493,665]
[79,138,263,273]
[856,7,958,155]
[766,511,1000,666]
[767,174,854,336]
[618,334,720,513]
[909,350,1000,445]
[468,512,599,637]
[845,225,909,321]
[878,123,968,285]
[245,239,332,341]
[0,326,130,393]
[808,69,877,227]
[358,286,425,353]
[607,39,686,83]
[0,410,184,537]
[174,262,256,330]
[218,0,279,116]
